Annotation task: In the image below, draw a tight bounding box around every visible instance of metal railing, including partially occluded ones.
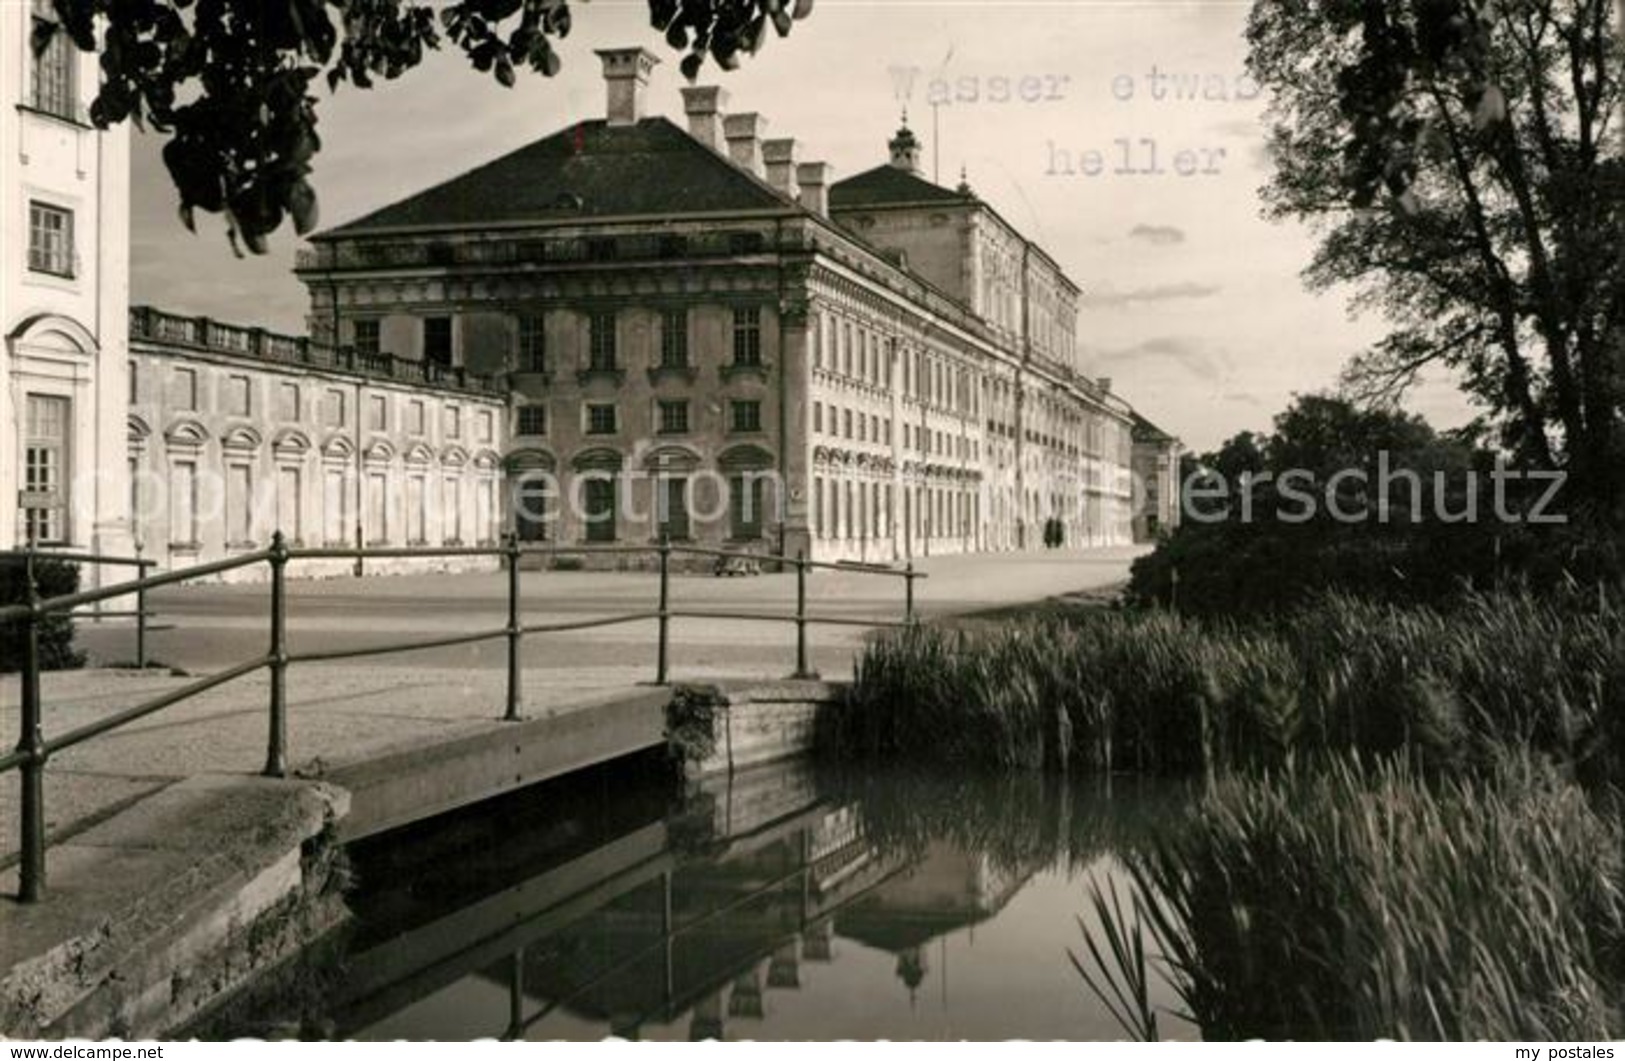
[1,535,924,903]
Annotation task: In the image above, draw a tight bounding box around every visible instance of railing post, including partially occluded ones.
[904,560,916,624]
[135,543,148,671]
[504,946,526,1041]
[655,535,671,686]
[263,532,289,778]
[505,533,522,721]
[792,551,817,680]
[17,550,46,902]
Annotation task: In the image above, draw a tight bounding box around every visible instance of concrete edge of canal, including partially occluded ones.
[0,678,847,1039]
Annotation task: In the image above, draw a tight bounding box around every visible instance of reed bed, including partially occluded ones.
[823,590,1625,778]
[1075,757,1625,1040]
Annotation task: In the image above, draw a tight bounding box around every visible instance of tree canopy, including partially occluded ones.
[1247,0,1624,522]
[33,0,814,253]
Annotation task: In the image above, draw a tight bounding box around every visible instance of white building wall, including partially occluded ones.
[1,4,132,561]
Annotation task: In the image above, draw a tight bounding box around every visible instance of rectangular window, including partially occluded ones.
[423,317,452,367]
[843,409,853,439]
[442,476,463,544]
[583,477,617,542]
[279,382,301,422]
[22,394,69,544]
[813,401,823,434]
[368,394,387,431]
[517,406,546,436]
[408,399,426,435]
[170,461,198,549]
[323,469,346,544]
[658,477,690,541]
[353,319,381,356]
[587,403,618,435]
[729,475,766,540]
[589,312,617,371]
[661,309,689,367]
[518,315,546,372]
[857,414,867,443]
[732,307,762,366]
[324,388,346,428]
[445,405,462,439]
[731,400,762,434]
[171,368,198,412]
[658,400,689,435]
[227,464,253,545]
[515,476,550,543]
[477,410,494,443]
[814,476,825,538]
[28,202,73,278]
[277,466,303,543]
[476,478,495,544]
[29,1,74,120]
[366,472,389,544]
[407,475,427,544]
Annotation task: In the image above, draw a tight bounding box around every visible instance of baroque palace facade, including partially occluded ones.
[4,20,1177,579]
[293,47,1173,566]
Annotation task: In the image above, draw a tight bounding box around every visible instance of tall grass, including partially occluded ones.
[822,590,1625,778]
[1075,757,1625,1040]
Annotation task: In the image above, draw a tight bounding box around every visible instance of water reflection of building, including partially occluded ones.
[836,841,1036,1001]
[495,804,909,1040]
[476,823,1042,1039]
[329,760,1052,1042]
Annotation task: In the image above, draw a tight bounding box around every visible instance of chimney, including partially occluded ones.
[724,112,768,178]
[762,138,800,200]
[797,162,831,215]
[681,85,729,151]
[596,47,660,127]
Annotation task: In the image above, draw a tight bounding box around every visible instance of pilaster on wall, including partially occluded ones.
[778,281,813,561]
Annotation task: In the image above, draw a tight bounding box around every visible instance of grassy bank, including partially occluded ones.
[821,590,1625,778]
[1077,757,1625,1040]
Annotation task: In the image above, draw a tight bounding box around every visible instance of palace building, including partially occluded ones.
[292,47,1176,565]
[4,21,1179,579]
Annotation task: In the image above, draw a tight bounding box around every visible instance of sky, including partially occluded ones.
[127,0,1475,454]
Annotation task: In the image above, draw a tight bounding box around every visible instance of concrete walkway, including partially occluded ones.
[3,546,1143,877]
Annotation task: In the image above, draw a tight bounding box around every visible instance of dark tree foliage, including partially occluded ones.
[1247,0,1624,524]
[32,0,815,254]
[1128,394,1620,616]
[0,558,84,673]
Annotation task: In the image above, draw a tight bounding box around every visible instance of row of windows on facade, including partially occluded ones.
[148,462,499,551]
[810,477,978,543]
[135,363,497,442]
[513,399,763,439]
[811,401,982,463]
[510,475,771,544]
[354,307,765,372]
[811,315,980,417]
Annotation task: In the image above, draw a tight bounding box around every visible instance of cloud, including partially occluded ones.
[1127,223,1186,246]
[1093,336,1230,385]
[1082,281,1220,309]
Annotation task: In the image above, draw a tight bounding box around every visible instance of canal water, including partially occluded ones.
[211,755,1195,1041]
